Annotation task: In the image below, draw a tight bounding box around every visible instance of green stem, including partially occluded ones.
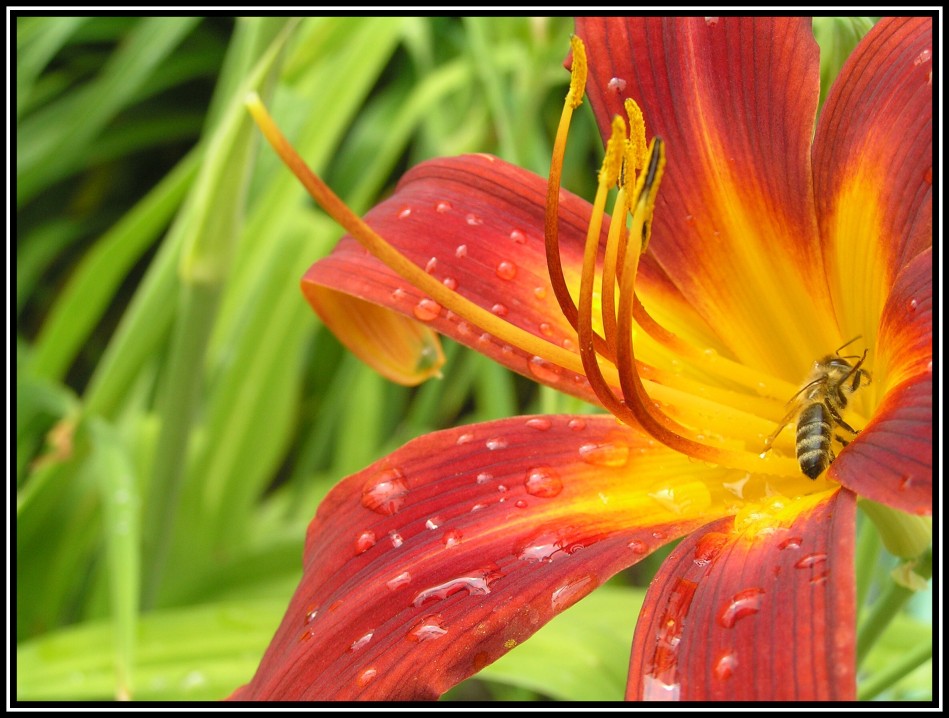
[854,512,881,618]
[858,636,932,700]
[856,548,932,668]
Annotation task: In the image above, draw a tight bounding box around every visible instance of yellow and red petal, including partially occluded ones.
[627,489,856,701]
[229,415,748,700]
[574,17,838,376]
[814,17,933,341]
[832,248,932,514]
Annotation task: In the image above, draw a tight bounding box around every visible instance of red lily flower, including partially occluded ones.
[234,17,932,700]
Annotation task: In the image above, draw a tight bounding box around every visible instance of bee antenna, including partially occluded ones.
[835,335,862,354]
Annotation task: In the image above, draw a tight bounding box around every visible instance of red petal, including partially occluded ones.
[627,489,856,701]
[574,17,838,373]
[832,249,932,514]
[814,16,933,298]
[230,415,715,700]
[303,155,600,401]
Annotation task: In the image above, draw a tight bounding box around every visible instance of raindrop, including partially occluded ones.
[561,338,576,351]
[794,553,827,569]
[398,206,412,219]
[534,286,548,299]
[717,587,765,628]
[304,606,319,624]
[496,484,508,493]
[517,532,586,562]
[514,499,528,509]
[412,571,497,607]
[486,437,508,451]
[356,667,378,687]
[778,536,803,550]
[909,298,918,311]
[425,517,441,530]
[435,200,453,213]
[568,418,586,432]
[470,502,488,512]
[642,675,680,701]
[496,260,517,281]
[693,532,727,566]
[539,322,555,337]
[442,276,458,290]
[524,466,563,498]
[914,48,931,65]
[722,474,750,498]
[528,355,561,383]
[578,441,630,467]
[466,213,483,226]
[491,303,509,317]
[355,530,377,554]
[408,614,448,642]
[607,76,627,93]
[389,531,404,548]
[551,575,594,610]
[349,631,374,652]
[391,287,407,301]
[628,538,649,554]
[413,298,442,322]
[386,571,412,591]
[299,629,313,642]
[476,471,493,484]
[361,469,409,515]
[442,529,463,548]
[510,229,527,244]
[455,243,468,258]
[525,417,552,431]
[457,432,475,445]
[705,16,720,26]
[425,256,438,274]
[714,651,738,680]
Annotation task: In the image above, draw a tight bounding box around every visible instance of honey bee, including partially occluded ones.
[764,338,871,479]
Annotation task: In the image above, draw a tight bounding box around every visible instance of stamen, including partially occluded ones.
[545,35,588,333]
[245,92,588,379]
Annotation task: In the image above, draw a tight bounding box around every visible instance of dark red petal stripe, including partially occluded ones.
[833,248,933,515]
[814,16,933,279]
[230,415,707,700]
[627,490,856,701]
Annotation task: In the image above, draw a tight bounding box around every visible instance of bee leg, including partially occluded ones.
[824,399,859,435]
[763,405,799,453]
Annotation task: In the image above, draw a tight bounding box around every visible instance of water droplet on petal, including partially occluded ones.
[717,587,765,628]
[528,355,560,383]
[398,206,412,219]
[538,321,555,337]
[628,538,648,554]
[517,531,587,562]
[485,437,507,451]
[794,553,827,569]
[705,16,720,26]
[413,298,441,322]
[386,571,412,591]
[510,229,527,244]
[466,213,483,226]
[495,260,517,280]
[914,48,931,65]
[491,303,508,317]
[361,469,409,515]
[514,499,528,509]
[457,432,475,445]
[607,76,627,93]
[425,517,441,530]
[476,471,493,484]
[424,256,438,274]
[551,575,594,610]
[356,667,378,687]
[442,529,463,548]
[408,614,448,642]
[534,286,547,300]
[567,418,586,432]
[525,417,552,431]
[578,441,630,467]
[455,243,468,258]
[642,675,680,701]
[909,297,918,311]
[391,286,407,301]
[388,530,404,548]
[304,605,319,624]
[349,630,374,652]
[778,536,803,550]
[355,530,377,554]
[442,276,457,290]
[435,200,452,213]
[524,466,563,498]
[693,532,727,566]
[714,651,738,680]
[411,570,498,607]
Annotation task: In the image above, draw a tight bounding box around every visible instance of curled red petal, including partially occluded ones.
[627,489,856,701]
[832,249,932,514]
[230,415,713,700]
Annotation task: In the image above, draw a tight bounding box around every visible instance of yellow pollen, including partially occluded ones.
[566,35,588,110]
